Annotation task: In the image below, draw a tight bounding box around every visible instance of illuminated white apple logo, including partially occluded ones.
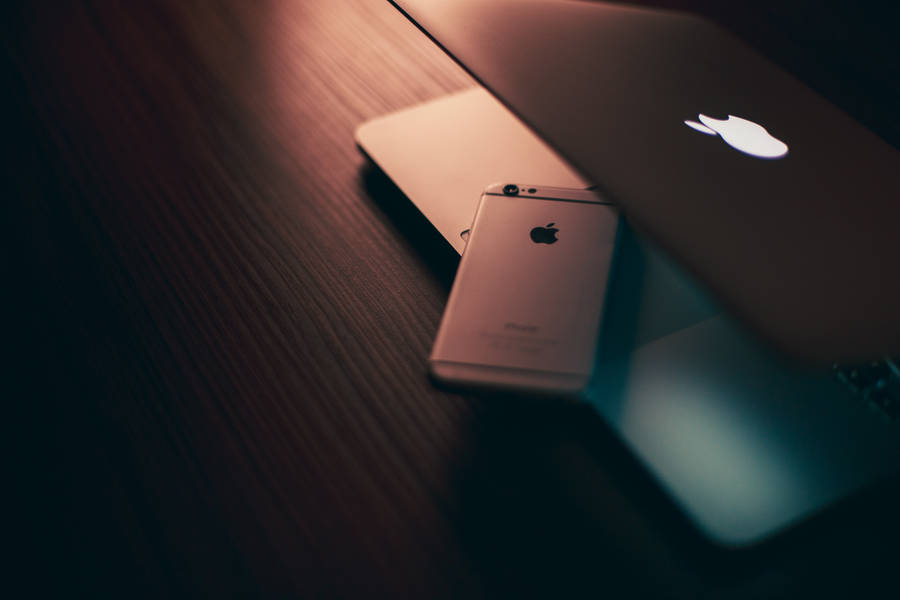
[685,114,788,159]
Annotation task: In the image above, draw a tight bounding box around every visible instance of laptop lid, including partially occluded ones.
[389,0,900,364]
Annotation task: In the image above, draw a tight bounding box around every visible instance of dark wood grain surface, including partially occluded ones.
[6,1,900,597]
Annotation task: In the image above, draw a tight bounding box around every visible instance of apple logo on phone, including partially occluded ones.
[530,223,559,244]
[684,114,788,159]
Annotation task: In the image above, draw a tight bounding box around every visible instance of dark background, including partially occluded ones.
[5,1,899,597]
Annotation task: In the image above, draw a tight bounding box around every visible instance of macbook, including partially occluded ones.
[390,0,900,364]
[363,0,900,546]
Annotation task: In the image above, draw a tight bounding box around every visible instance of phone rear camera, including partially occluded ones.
[528,188,537,194]
[502,184,519,196]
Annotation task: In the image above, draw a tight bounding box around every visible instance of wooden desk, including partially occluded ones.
[7,1,899,597]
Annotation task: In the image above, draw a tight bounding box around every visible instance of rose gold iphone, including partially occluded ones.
[429,183,619,396]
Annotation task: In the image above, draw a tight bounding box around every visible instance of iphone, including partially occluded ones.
[429,183,619,395]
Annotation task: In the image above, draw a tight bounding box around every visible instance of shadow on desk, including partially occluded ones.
[452,394,900,598]
[358,160,460,295]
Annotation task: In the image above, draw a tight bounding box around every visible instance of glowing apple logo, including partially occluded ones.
[684,114,788,159]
